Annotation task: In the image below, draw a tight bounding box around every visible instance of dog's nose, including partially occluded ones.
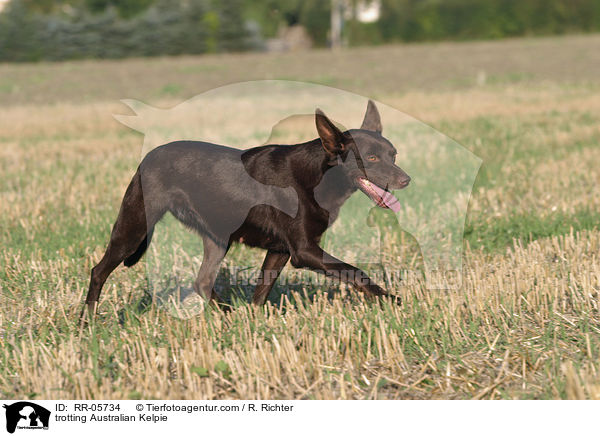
[399,176,411,187]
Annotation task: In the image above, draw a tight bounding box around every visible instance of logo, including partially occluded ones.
[2,402,50,434]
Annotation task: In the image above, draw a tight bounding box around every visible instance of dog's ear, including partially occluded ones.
[315,109,346,155]
[360,100,382,133]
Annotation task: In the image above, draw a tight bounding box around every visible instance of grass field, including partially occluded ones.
[1,34,600,399]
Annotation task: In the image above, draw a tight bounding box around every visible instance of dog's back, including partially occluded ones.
[138,140,299,244]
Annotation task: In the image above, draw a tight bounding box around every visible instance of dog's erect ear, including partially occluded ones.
[315,109,346,155]
[361,99,382,133]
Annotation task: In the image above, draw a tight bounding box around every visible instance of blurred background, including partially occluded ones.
[1,0,600,61]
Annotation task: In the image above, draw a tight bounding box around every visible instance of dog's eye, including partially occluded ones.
[366,155,379,162]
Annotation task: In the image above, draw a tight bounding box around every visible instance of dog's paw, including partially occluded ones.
[387,294,402,306]
[364,283,387,297]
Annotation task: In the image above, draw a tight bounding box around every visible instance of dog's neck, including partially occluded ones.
[291,139,357,211]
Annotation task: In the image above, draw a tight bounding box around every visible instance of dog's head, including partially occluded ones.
[315,100,411,211]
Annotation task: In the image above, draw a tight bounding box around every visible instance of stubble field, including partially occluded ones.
[1,35,600,399]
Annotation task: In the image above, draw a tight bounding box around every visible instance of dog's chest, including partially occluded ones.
[312,190,352,228]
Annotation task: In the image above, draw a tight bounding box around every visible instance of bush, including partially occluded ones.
[0,0,256,61]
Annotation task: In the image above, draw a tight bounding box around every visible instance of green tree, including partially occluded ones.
[217,0,249,51]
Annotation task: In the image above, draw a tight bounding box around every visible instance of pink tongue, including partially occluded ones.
[369,183,402,213]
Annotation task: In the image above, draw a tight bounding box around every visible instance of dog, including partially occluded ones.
[82,100,410,318]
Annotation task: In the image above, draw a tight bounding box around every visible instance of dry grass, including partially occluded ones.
[1,35,600,399]
[1,33,599,106]
[1,231,599,399]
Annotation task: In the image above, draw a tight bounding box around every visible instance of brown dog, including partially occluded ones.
[82,101,410,318]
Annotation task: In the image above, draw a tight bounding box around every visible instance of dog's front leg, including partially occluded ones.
[289,244,391,301]
[252,250,290,305]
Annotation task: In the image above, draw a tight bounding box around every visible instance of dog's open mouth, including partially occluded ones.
[357,178,402,212]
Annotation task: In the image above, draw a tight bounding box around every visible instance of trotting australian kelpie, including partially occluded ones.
[82,100,410,318]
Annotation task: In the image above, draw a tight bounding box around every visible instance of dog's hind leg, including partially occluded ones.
[252,251,290,305]
[82,171,163,321]
[193,236,229,306]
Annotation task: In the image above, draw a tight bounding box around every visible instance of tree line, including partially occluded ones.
[1,0,599,62]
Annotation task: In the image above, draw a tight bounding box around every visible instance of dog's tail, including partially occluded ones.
[124,227,154,267]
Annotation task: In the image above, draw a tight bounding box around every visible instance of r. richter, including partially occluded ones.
[261,403,294,412]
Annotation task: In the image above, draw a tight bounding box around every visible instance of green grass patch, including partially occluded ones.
[465,208,600,252]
